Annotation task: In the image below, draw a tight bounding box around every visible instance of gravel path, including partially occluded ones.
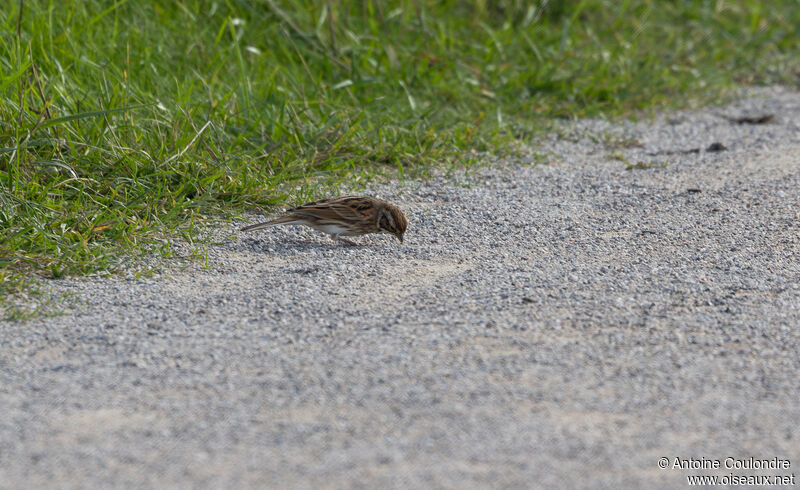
[2,87,799,489]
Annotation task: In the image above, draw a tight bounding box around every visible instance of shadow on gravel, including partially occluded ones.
[237,236,394,255]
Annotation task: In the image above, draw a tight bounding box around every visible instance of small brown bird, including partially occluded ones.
[240,196,408,244]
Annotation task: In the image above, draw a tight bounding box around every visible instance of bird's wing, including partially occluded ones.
[289,196,376,223]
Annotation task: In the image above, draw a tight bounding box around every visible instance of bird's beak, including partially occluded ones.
[397,234,404,244]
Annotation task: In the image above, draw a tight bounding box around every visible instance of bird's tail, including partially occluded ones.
[240,216,299,232]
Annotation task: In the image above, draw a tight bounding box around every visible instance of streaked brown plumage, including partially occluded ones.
[240,196,408,244]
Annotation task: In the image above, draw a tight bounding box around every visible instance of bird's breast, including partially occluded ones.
[313,224,353,236]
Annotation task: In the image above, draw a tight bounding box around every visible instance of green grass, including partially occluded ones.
[1,0,799,298]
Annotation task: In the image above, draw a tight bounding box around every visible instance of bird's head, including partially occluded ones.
[378,203,408,243]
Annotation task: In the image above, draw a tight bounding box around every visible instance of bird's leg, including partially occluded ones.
[332,234,357,246]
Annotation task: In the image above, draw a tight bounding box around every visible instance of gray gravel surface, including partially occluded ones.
[2,87,799,489]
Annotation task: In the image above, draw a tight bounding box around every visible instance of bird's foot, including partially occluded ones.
[333,236,358,246]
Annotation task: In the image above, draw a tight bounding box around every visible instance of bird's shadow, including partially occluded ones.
[238,235,386,256]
